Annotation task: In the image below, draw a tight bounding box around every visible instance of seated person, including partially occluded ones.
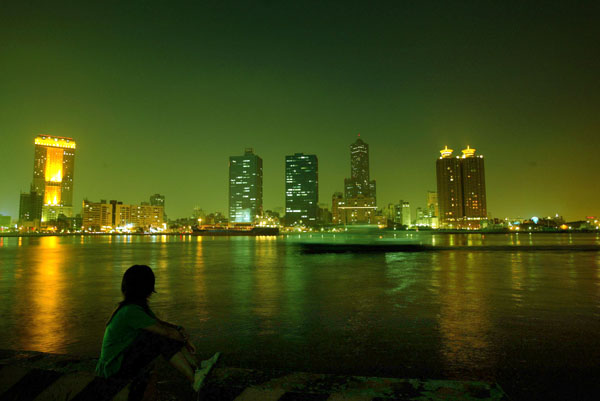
[96,264,218,392]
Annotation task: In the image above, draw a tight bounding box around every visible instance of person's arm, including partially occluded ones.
[142,323,186,342]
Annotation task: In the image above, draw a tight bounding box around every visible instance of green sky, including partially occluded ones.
[1,0,599,221]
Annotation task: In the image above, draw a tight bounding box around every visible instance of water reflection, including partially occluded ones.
[436,250,494,377]
[16,236,68,352]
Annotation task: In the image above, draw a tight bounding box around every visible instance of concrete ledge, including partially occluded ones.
[0,349,508,400]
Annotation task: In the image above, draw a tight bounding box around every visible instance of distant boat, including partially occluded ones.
[192,225,279,236]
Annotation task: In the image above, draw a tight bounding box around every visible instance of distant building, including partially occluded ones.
[285,153,318,226]
[436,146,463,228]
[342,137,377,224]
[399,200,411,227]
[436,145,487,228]
[32,135,76,222]
[83,199,164,231]
[427,191,439,218]
[460,146,487,226]
[337,195,377,225]
[331,192,345,225]
[150,194,166,220]
[318,203,332,225]
[344,138,376,202]
[229,148,263,223]
[19,186,43,224]
[0,214,11,228]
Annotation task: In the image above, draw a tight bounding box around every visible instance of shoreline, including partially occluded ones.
[1,229,598,238]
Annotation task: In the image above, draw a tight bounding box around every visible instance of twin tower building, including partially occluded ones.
[436,145,487,228]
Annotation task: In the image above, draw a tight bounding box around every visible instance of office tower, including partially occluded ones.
[344,137,376,202]
[229,148,263,223]
[436,146,463,228]
[460,146,487,225]
[32,135,76,221]
[285,153,318,226]
[150,193,166,220]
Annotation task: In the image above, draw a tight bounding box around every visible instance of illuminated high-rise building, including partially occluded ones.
[344,137,376,202]
[32,135,76,221]
[460,146,487,226]
[285,153,318,226]
[341,136,377,224]
[435,145,487,228]
[436,146,463,228]
[229,148,263,223]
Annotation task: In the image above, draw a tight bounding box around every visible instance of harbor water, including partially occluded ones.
[1,233,599,400]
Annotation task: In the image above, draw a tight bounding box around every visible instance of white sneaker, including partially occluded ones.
[192,352,220,392]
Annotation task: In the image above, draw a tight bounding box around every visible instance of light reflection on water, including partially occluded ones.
[1,233,600,400]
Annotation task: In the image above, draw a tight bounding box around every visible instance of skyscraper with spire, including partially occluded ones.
[338,136,377,224]
[344,137,376,201]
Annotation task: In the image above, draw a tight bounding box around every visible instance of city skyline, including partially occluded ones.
[1,1,599,221]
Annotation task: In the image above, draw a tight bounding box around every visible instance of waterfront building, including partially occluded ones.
[82,199,164,231]
[436,146,463,228]
[435,145,487,228]
[344,138,376,202]
[460,146,487,227]
[342,137,377,224]
[337,195,377,225]
[229,148,263,223]
[32,135,76,221]
[285,153,318,226]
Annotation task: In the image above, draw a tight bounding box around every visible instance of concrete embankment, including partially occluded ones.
[0,349,507,400]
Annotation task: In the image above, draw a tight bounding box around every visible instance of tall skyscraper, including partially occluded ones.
[344,137,376,202]
[31,135,76,221]
[229,148,263,223]
[436,145,487,228]
[460,146,487,225]
[285,153,318,226]
[340,136,377,224]
[436,146,463,228]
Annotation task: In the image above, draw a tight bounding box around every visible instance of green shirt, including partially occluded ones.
[96,304,157,378]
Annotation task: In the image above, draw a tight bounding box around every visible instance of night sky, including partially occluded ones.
[1,1,599,221]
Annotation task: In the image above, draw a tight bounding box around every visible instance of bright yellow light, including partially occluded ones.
[440,146,453,158]
[35,136,76,149]
[44,186,61,205]
[461,145,476,158]
[45,147,63,183]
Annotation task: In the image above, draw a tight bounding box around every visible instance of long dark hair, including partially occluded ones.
[107,265,156,325]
